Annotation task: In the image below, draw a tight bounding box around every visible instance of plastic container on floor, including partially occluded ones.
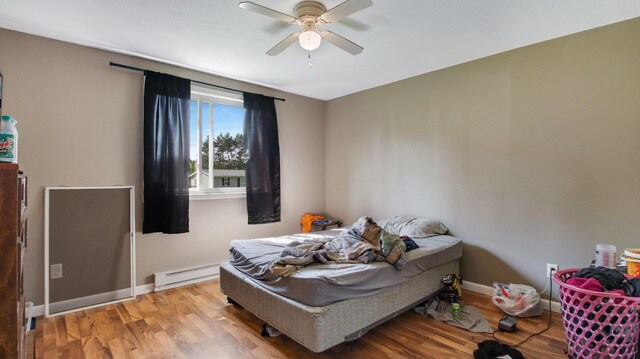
[553,268,640,359]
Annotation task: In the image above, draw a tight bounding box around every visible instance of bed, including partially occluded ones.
[220,220,462,353]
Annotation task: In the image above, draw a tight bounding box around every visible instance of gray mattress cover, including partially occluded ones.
[229,229,462,306]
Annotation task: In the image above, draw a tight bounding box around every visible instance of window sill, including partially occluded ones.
[189,190,246,201]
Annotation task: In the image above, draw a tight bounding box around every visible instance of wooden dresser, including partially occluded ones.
[0,163,29,359]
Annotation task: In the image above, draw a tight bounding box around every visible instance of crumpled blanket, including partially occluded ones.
[270,216,408,277]
[270,233,384,277]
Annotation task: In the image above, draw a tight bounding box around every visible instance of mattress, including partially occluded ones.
[229,228,462,306]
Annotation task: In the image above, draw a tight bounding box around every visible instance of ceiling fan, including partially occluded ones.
[239,0,372,56]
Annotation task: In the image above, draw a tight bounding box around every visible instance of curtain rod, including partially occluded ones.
[109,62,285,102]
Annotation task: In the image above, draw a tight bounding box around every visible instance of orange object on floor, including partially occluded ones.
[300,213,325,233]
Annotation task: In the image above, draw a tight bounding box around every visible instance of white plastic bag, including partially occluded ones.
[491,283,543,317]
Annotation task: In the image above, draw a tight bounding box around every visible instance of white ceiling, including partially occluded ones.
[0,1,639,100]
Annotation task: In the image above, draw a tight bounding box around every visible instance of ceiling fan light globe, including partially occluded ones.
[299,30,321,51]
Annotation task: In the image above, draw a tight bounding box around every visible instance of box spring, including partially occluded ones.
[219,259,459,352]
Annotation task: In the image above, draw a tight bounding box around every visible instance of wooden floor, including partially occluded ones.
[35,279,568,358]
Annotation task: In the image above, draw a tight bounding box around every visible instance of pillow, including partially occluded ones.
[378,215,448,238]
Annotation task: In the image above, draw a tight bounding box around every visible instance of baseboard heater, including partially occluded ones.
[154,263,220,292]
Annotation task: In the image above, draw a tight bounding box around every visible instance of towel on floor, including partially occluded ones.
[414,297,493,333]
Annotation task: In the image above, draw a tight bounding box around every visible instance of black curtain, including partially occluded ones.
[243,92,281,224]
[143,71,191,234]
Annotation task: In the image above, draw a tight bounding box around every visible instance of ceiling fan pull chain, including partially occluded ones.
[308,51,313,68]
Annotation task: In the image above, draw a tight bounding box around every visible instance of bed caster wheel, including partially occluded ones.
[346,339,358,351]
[261,323,270,337]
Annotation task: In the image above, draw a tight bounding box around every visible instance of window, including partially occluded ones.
[189,85,246,199]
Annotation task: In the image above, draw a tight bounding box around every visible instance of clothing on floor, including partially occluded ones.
[261,323,282,337]
[414,297,493,334]
[473,340,524,359]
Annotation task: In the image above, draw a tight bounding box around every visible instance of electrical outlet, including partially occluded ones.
[546,263,559,278]
[50,263,62,279]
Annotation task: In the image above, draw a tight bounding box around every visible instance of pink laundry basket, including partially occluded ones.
[553,268,640,359]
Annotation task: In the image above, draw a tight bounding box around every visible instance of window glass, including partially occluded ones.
[189,100,198,189]
[200,102,211,188]
[212,104,246,188]
[189,88,246,196]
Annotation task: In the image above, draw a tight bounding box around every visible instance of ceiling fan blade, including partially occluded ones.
[319,0,372,23]
[321,31,363,55]
[266,32,301,56]
[239,2,297,23]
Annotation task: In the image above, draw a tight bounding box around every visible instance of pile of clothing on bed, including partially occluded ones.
[270,216,418,277]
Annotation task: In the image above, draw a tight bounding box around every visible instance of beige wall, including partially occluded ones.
[326,18,640,296]
[0,29,326,305]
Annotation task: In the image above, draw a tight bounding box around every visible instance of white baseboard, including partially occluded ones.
[135,283,154,295]
[32,305,45,318]
[32,283,158,318]
[49,288,133,313]
[154,263,220,292]
[461,281,561,313]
